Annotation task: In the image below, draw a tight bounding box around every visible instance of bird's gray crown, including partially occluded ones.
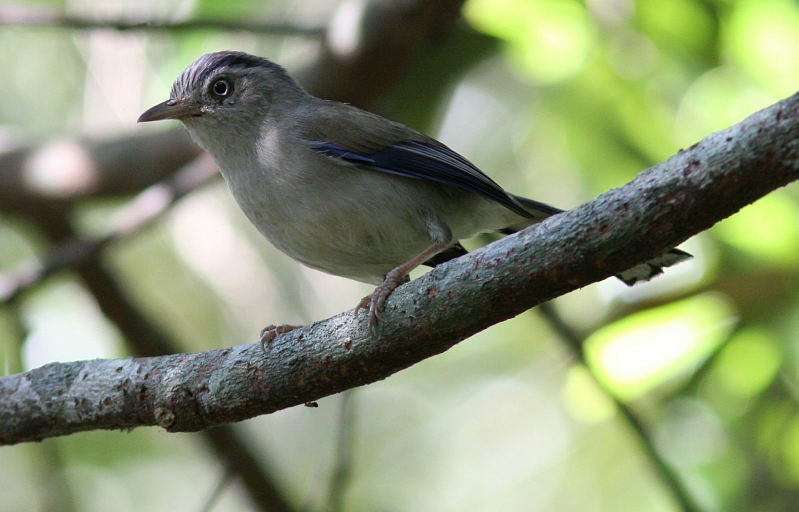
[170,50,292,100]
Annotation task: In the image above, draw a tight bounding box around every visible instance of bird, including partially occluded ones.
[138,51,691,340]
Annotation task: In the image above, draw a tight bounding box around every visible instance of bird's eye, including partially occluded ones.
[210,79,231,98]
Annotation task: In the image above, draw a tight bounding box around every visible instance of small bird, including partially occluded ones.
[139,51,690,338]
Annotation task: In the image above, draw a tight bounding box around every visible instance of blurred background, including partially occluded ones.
[1,0,798,510]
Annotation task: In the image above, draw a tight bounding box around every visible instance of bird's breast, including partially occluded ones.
[217,148,436,284]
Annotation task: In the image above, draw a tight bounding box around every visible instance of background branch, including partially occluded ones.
[327,391,357,512]
[0,130,201,213]
[537,302,698,512]
[0,155,217,305]
[0,5,323,35]
[3,89,798,445]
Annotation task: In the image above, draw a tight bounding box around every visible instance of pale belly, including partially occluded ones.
[217,150,526,284]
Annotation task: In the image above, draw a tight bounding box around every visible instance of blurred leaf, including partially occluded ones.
[465,0,595,83]
[0,29,83,133]
[674,66,775,147]
[712,191,799,268]
[724,0,799,97]
[0,221,39,266]
[635,0,717,66]
[782,416,799,484]
[713,327,782,398]
[585,294,735,400]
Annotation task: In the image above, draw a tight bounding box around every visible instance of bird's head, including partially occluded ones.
[138,51,302,149]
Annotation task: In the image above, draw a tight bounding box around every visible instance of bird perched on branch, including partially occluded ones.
[139,51,690,340]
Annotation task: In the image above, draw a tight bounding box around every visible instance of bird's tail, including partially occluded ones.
[614,248,692,285]
[513,195,565,218]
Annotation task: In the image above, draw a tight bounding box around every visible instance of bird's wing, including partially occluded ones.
[301,101,554,218]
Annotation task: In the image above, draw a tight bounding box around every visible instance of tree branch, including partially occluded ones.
[2,90,798,445]
[0,5,323,36]
[0,130,201,213]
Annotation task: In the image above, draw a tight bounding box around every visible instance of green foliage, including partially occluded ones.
[585,294,735,400]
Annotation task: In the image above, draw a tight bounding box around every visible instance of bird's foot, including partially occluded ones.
[259,324,300,352]
[355,273,410,332]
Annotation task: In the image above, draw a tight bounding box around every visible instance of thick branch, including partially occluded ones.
[2,91,798,445]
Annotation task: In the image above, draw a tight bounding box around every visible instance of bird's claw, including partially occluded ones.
[355,292,383,335]
[355,273,409,335]
[259,324,300,352]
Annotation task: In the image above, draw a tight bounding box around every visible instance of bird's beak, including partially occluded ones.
[138,99,203,123]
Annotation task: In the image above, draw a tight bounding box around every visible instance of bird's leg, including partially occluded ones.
[260,324,300,351]
[357,224,453,329]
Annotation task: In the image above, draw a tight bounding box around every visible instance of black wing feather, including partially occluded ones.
[312,140,537,218]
